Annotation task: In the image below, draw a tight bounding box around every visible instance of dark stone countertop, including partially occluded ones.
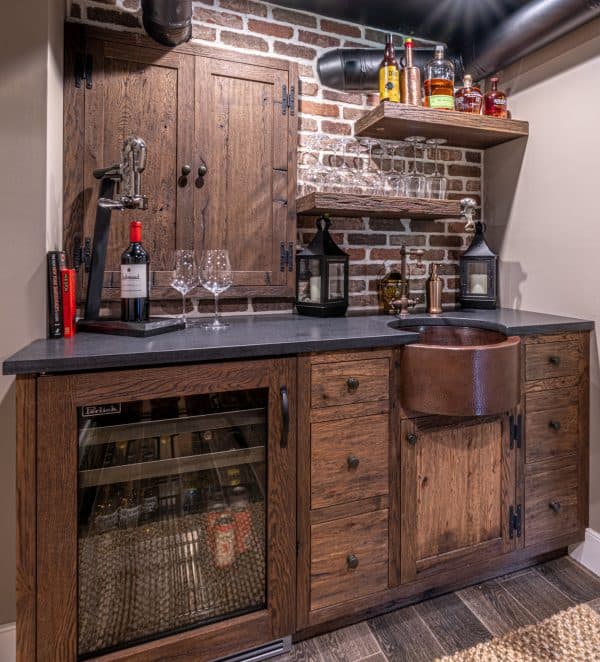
[2,309,593,376]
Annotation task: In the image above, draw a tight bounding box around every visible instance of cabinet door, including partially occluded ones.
[65,34,195,303]
[400,415,516,583]
[195,57,296,297]
[34,359,295,662]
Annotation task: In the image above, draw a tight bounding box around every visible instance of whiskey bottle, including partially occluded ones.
[424,45,455,110]
[379,34,400,103]
[484,77,508,118]
[455,75,483,114]
[400,37,422,106]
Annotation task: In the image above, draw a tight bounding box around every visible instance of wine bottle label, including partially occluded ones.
[428,95,454,109]
[121,264,148,298]
[379,66,400,102]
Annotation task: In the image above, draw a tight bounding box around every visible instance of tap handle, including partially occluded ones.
[93,164,121,180]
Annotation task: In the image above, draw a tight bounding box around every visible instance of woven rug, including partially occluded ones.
[438,603,600,661]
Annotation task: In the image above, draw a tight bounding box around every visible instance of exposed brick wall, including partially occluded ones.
[67,0,482,315]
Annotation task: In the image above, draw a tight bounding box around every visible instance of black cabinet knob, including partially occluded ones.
[347,455,360,469]
[198,164,208,177]
[549,420,562,431]
[407,432,417,445]
[549,500,561,513]
[181,164,192,176]
[549,355,561,366]
[346,553,359,569]
[347,377,359,391]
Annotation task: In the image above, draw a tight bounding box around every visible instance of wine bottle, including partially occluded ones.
[121,221,149,322]
[379,34,400,103]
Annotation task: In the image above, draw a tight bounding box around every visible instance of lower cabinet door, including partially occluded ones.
[400,415,517,583]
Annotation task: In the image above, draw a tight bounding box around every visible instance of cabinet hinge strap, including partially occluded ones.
[282,84,295,116]
[280,241,294,272]
[509,504,522,539]
[75,53,93,89]
[509,413,522,450]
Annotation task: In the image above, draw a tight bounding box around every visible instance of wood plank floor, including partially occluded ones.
[278,556,600,661]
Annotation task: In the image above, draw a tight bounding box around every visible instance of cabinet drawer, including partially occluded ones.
[310,510,388,611]
[525,402,578,464]
[311,359,389,409]
[525,462,578,547]
[311,414,389,510]
[525,342,579,382]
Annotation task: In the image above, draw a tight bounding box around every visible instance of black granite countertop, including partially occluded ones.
[2,309,593,375]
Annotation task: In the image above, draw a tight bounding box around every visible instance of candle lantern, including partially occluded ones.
[459,221,498,309]
[296,215,349,317]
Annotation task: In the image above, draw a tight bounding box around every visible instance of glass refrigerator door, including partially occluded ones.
[77,389,268,658]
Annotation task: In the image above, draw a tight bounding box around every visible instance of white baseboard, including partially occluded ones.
[0,622,15,662]
[570,528,600,576]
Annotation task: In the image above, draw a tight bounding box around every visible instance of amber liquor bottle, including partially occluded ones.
[455,75,483,114]
[484,77,508,118]
[379,34,400,103]
[424,45,455,110]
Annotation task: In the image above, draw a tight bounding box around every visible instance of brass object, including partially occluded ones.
[379,268,403,314]
[426,263,443,314]
[400,67,422,106]
[390,245,424,316]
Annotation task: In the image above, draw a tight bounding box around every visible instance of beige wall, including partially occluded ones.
[485,18,600,530]
[0,0,63,624]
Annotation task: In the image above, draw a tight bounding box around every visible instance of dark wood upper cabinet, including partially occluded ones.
[64,27,297,303]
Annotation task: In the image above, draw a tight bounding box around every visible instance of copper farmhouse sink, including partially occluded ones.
[396,324,520,417]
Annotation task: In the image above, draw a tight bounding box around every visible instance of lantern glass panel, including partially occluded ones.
[327,262,346,301]
[297,257,322,303]
[465,262,488,295]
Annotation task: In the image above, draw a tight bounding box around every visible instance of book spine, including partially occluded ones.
[47,251,66,338]
[60,268,77,338]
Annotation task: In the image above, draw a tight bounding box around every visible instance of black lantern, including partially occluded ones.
[459,221,498,309]
[296,215,349,317]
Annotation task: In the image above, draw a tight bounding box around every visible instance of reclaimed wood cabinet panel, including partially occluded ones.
[525,404,578,463]
[525,341,580,381]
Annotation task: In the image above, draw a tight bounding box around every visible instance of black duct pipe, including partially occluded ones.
[317,48,463,92]
[467,0,600,80]
[141,0,192,47]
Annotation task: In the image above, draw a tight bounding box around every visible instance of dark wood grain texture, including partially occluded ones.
[525,403,578,463]
[296,192,462,220]
[16,376,37,662]
[310,358,389,409]
[524,341,581,381]
[577,332,590,532]
[534,556,600,603]
[310,496,390,526]
[388,349,402,589]
[355,102,529,149]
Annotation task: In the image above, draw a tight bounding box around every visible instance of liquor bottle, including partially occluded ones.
[455,74,483,114]
[400,37,421,106]
[379,34,400,103]
[484,77,508,118]
[120,221,149,322]
[424,45,455,110]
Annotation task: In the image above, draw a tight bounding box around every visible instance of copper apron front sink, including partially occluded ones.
[395,323,521,417]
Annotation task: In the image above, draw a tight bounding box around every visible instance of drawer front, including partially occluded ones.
[525,403,578,463]
[311,414,389,510]
[310,509,388,611]
[525,341,579,382]
[311,358,389,409]
[525,463,578,547]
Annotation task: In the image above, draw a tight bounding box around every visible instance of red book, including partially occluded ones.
[60,268,77,338]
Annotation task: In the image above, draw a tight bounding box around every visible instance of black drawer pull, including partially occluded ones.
[347,377,359,391]
[347,455,360,469]
[346,553,359,569]
[549,500,561,513]
[549,420,562,431]
[407,432,417,445]
[549,355,561,366]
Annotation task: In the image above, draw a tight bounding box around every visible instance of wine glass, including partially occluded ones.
[404,136,426,198]
[425,138,448,199]
[171,249,197,327]
[199,249,233,330]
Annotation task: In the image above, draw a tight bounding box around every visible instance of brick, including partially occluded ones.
[70,2,82,18]
[298,99,339,118]
[272,7,317,28]
[421,249,445,261]
[447,221,467,233]
[409,220,445,233]
[448,164,481,177]
[344,40,368,48]
[389,234,427,246]
[274,41,317,60]
[436,263,460,276]
[328,217,364,230]
[447,179,464,192]
[299,30,340,48]
[320,120,351,135]
[445,277,460,290]
[322,89,363,105]
[219,0,267,17]
[193,6,243,28]
[299,80,319,97]
[345,248,366,261]
[348,233,386,245]
[348,294,379,307]
[87,6,140,27]
[364,29,402,45]
[350,279,367,293]
[248,18,293,38]
[436,148,463,161]
[465,151,482,163]
[93,0,116,4]
[370,248,407,260]
[448,193,481,205]
[122,0,139,8]
[221,31,269,52]
[429,235,463,247]
[299,117,318,132]
[298,64,315,78]
[342,107,364,121]
[366,93,380,106]
[320,18,362,38]
[192,24,217,41]
[253,300,294,311]
[466,180,481,192]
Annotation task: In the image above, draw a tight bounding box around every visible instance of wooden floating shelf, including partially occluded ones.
[355,102,529,149]
[297,192,462,220]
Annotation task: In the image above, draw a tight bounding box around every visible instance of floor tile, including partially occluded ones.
[311,622,382,661]
[498,568,575,620]
[587,597,600,615]
[535,556,600,603]
[357,654,388,662]
[414,593,492,655]
[369,605,445,662]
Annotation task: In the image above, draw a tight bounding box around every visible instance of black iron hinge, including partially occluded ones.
[509,504,522,539]
[75,53,93,89]
[282,84,295,116]
[509,413,522,450]
[73,236,92,273]
[280,241,294,272]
